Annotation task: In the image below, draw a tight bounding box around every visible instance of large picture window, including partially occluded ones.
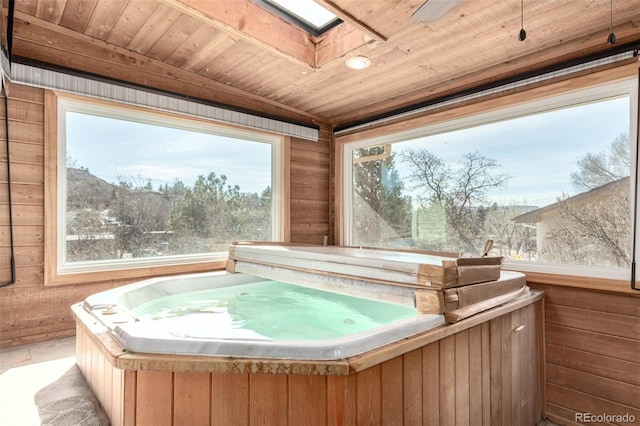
[343,79,638,280]
[47,94,285,284]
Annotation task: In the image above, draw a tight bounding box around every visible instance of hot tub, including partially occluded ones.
[82,271,446,360]
[73,245,543,425]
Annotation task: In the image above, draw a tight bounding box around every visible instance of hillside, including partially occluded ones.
[66,167,116,210]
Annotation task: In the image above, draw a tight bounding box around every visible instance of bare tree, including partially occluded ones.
[571,133,629,191]
[484,202,536,259]
[544,132,631,267]
[543,182,630,267]
[400,149,510,254]
[66,209,115,261]
[110,174,171,258]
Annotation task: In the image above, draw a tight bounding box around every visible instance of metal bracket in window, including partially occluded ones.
[352,144,392,164]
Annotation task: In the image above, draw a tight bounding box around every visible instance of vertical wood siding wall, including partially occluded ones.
[290,126,332,244]
[77,302,541,426]
[529,283,640,424]
[0,84,331,348]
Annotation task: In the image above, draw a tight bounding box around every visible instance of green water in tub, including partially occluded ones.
[132,281,417,340]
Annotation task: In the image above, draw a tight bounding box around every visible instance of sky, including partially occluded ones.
[65,112,273,194]
[65,95,631,207]
[379,96,631,208]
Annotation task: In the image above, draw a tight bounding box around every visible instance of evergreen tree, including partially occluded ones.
[352,146,413,246]
[168,172,271,253]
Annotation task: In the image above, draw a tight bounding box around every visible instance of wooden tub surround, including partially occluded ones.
[73,290,543,426]
[72,245,544,425]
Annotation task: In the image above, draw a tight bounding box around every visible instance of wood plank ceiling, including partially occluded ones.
[9,0,640,128]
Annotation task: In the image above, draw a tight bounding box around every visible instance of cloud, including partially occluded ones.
[67,113,273,193]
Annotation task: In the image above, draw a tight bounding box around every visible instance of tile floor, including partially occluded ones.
[0,337,78,426]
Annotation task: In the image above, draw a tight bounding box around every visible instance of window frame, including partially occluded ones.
[253,0,342,36]
[340,75,639,285]
[44,91,289,286]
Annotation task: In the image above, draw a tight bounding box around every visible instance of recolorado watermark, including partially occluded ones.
[575,412,636,423]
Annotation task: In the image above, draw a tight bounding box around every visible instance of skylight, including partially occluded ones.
[269,0,336,28]
[258,0,342,35]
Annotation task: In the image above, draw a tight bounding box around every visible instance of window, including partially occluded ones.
[343,78,638,280]
[46,94,286,285]
[254,0,342,35]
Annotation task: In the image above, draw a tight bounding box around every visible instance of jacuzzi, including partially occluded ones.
[82,270,447,360]
[72,244,542,426]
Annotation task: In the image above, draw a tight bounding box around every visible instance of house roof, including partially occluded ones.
[7,1,640,127]
[511,176,630,223]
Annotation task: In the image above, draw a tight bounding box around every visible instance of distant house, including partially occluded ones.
[511,177,630,263]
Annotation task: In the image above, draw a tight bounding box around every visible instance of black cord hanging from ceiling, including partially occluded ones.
[0,88,16,288]
[518,0,527,42]
[608,0,617,44]
[1,0,16,288]
[631,65,640,291]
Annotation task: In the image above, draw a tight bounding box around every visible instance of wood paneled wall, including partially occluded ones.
[0,83,331,348]
[0,85,122,343]
[290,126,332,244]
[529,283,640,425]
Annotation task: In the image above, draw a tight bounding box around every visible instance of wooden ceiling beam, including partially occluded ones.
[165,0,378,70]
[163,0,317,70]
[12,12,327,125]
[315,0,387,42]
[315,23,371,68]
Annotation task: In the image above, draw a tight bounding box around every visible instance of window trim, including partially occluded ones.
[340,75,639,285]
[44,91,290,286]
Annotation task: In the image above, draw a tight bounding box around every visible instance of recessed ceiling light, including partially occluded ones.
[346,56,372,70]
